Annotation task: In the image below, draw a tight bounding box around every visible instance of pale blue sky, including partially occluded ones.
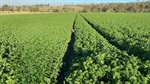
[0,0,144,6]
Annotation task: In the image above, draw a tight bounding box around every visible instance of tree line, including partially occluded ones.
[0,1,150,13]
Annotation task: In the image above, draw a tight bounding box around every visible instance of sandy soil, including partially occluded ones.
[0,11,50,15]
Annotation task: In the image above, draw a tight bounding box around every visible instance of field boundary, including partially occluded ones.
[0,11,51,15]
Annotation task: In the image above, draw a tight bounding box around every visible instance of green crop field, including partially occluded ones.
[0,13,150,84]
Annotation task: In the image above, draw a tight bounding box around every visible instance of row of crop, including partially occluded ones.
[0,33,23,83]
[0,13,75,83]
[81,13,150,61]
[64,15,150,84]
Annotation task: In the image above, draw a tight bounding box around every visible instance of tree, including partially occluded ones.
[101,7,108,12]
[53,9,59,12]
[2,4,9,11]
[16,6,21,13]
[9,7,14,12]
[127,6,136,12]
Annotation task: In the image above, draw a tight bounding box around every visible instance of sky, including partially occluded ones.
[0,0,143,6]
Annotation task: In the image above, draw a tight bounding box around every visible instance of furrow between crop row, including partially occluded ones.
[80,14,150,62]
[80,15,134,58]
[65,14,150,84]
[56,15,76,84]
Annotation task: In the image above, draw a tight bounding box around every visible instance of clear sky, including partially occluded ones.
[0,0,143,6]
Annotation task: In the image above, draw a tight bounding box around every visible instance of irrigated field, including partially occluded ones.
[0,13,150,84]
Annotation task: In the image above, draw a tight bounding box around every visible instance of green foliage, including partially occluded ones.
[0,13,75,83]
[81,13,150,61]
[65,14,150,83]
[1,13,150,83]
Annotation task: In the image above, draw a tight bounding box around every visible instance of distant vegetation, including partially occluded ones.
[0,1,150,13]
